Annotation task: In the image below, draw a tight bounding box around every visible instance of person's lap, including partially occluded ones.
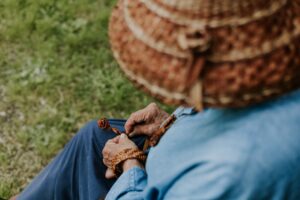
[17,119,145,200]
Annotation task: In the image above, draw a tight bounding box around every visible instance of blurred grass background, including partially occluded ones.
[0,0,172,198]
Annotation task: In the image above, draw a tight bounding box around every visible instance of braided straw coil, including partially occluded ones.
[109,0,300,109]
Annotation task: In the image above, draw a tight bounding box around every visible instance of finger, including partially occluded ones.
[102,142,115,156]
[125,111,147,133]
[119,133,129,142]
[103,158,108,166]
[125,117,140,134]
[102,148,109,158]
[103,154,109,160]
[129,124,154,137]
[106,138,115,144]
[105,168,116,179]
[112,135,121,143]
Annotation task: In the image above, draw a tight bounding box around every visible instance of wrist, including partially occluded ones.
[122,159,144,172]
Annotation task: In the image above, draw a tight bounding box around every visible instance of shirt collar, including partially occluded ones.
[173,106,197,118]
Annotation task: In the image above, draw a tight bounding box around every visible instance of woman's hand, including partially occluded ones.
[125,103,169,137]
[102,134,143,179]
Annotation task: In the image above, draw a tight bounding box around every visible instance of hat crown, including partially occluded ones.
[109,0,300,108]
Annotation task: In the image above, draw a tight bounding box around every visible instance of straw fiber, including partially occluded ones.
[109,0,300,108]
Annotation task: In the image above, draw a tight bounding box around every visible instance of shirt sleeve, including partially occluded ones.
[105,167,147,200]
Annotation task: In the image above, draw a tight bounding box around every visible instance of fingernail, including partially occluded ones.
[120,133,126,139]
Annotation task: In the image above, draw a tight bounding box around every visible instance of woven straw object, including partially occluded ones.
[109,0,300,109]
[109,148,146,175]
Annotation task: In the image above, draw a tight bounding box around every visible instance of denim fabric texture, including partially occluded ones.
[17,119,145,200]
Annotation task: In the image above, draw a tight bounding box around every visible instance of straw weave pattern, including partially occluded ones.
[109,0,300,108]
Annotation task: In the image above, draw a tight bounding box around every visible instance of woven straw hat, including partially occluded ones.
[109,0,300,109]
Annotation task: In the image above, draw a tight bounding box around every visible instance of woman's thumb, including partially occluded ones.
[105,168,116,179]
[119,133,128,141]
[129,124,152,137]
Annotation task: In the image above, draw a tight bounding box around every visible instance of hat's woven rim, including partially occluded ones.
[112,46,299,107]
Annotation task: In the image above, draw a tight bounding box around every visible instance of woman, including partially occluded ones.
[14,0,300,199]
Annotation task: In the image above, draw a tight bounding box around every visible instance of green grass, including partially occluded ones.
[0,0,172,198]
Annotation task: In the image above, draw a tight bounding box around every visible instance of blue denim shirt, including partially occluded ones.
[106,90,300,200]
